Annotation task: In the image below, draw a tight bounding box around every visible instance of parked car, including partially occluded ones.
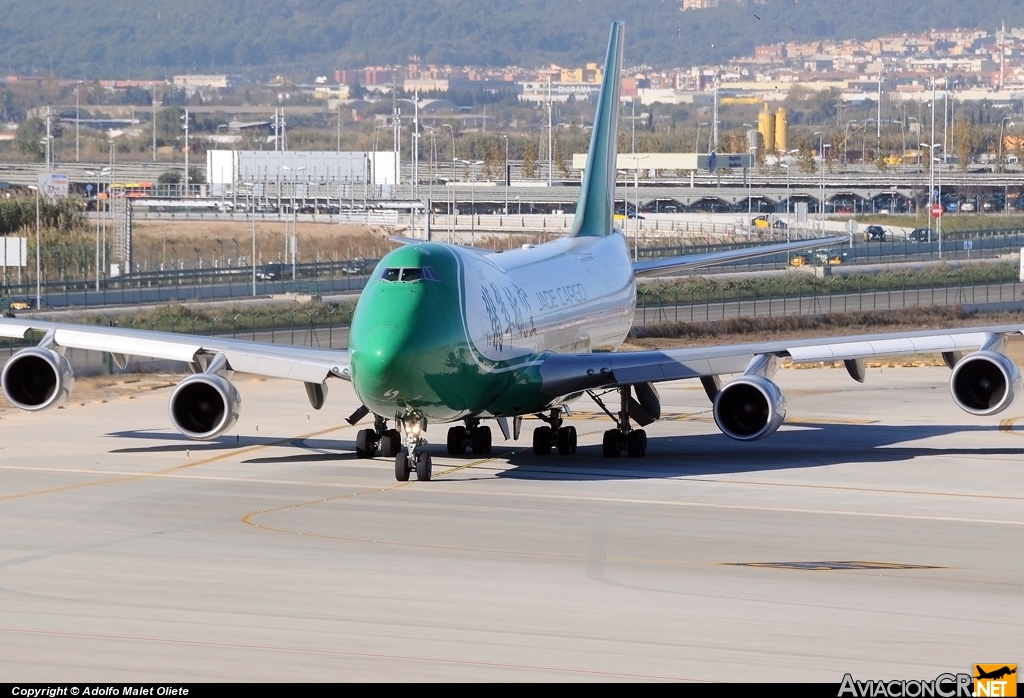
[255,263,284,281]
[959,200,976,212]
[863,225,887,241]
[908,228,932,242]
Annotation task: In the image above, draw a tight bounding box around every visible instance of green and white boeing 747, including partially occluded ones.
[3,23,1022,482]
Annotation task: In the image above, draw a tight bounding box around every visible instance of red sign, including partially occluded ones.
[930,203,944,218]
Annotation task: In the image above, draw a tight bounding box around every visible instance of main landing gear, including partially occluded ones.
[589,387,648,458]
[531,409,577,455]
[355,415,402,460]
[446,422,492,456]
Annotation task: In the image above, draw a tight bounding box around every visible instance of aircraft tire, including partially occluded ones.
[356,429,377,459]
[472,426,492,455]
[627,429,647,458]
[533,426,553,455]
[380,429,402,458]
[415,452,432,481]
[447,426,468,455]
[557,426,577,455]
[395,450,410,481]
[602,429,621,458]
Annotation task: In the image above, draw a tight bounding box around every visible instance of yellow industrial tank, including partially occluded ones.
[775,106,788,153]
[758,104,776,154]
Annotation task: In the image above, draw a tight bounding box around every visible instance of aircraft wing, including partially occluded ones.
[632,235,848,277]
[0,318,350,384]
[538,325,1023,397]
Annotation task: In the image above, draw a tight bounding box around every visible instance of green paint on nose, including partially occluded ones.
[353,325,410,386]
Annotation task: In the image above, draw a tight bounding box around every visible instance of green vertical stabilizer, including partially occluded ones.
[568,21,624,238]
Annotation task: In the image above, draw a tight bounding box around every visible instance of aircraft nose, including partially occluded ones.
[353,325,410,387]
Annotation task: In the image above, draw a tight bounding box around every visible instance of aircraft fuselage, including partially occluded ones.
[349,231,636,424]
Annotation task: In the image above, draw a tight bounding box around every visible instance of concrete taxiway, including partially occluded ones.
[0,366,1021,681]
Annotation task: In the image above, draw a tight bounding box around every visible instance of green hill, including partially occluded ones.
[0,0,1018,76]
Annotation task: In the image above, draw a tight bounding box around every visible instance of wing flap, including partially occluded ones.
[55,328,202,363]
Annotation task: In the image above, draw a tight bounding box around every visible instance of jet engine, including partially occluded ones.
[168,373,241,440]
[949,351,1021,416]
[1,347,75,411]
[712,375,787,441]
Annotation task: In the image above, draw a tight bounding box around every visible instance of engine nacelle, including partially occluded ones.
[949,350,1021,416]
[168,373,241,440]
[713,375,787,441]
[1,347,75,411]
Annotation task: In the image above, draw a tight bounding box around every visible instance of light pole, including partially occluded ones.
[781,163,791,242]
[503,134,509,214]
[632,155,649,260]
[181,108,190,197]
[151,82,157,162]
[396,92,422,196]
[921,141,941,254]
[282,165,305,280]
[812,135,832,231]
[245,182,257,296]
[443,124,456,242]
[695,122,708,154]
[27,185,40,309]
[85,167,110,291]
[75,81,83,162]
[998,116,1015,173]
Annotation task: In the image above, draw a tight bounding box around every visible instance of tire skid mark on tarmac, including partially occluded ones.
[0,626,698,681]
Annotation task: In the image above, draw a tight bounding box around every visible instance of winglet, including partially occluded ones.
[568,21,624,238]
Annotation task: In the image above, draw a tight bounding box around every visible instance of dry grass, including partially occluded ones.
[131,220,399,268]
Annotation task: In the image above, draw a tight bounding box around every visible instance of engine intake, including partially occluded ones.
[950,351,1021,416]
[713,375,787,441]
[169,374,241,440]
[1,347,75,411]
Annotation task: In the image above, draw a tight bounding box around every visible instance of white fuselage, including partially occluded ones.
[452,230,636,362]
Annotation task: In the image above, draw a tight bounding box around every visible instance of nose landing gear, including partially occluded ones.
[395,415,432,482]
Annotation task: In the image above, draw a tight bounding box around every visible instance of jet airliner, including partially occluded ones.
[2,23,1022,482]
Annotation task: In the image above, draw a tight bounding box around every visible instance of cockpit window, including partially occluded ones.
[380,267,439,282]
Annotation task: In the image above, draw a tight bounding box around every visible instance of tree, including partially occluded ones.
[15,116,44,160]
[522,140,537,179]
[952,118,981,171]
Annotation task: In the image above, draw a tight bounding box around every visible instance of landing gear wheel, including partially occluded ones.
[602,429,621,458]
[447,426,468,455]
[472,426,492,455]
[415,452,433,481]
[557,426,577,455]
[533,426,553,455]
[627,429,647,458]
[380,429,402,458]
[356,428,377,459]
[395,450,410,481]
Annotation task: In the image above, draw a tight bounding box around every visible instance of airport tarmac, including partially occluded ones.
[0,366,1021,681]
